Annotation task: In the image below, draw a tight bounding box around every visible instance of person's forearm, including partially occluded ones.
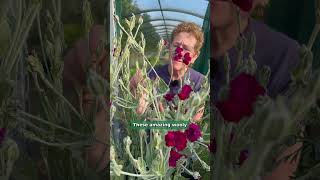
[192,106,205,123]
[86,108,109,171]
[263,142,302,180]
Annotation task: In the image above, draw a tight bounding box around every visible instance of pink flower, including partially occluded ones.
[178,85,193,100]
[208,138,216,153]
[164,40,168,46]
[232,0,253,12]
[216,73,265,123]
[164,93,175,101]
[169,149,185,167]
[185,123,202,142]
[238,150,249,165]
[165,131,187,151]
[183,52,192,65]
[175,47,183,54]
[0,128,6,144]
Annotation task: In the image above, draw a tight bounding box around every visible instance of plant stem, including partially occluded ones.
[307,23,320,50]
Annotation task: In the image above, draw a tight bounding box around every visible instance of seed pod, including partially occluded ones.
[138,15,144,25]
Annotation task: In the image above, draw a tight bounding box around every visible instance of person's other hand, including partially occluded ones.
[129,69,144,97]
[136,93,148,115]
[192,106,205,123]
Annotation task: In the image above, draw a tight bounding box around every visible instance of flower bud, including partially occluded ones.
[124,136,132,146]
[110,146,116,161]
[192,171,201,179]
[153,132,162,150]
[7,138,19,162]
[27,55,44,74]
[191,93,202,107]
[138,16,143,25]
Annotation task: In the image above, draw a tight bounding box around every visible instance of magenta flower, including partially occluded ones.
[216,73,265,123]
[175,47,183,54]
[183,52,192,65]
[185,123,202,142]
[173,53,183,61]
[164,93,175,101]
[165,131,187,151]
[169,149,185,167]
[178,85,193,100]
[174,131,188,151]
[232,0,253,12]
[165,131,176,147]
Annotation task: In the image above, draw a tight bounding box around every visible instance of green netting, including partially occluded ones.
[192,5,210,75]
[115,0,122,34]
[114,0,210,69]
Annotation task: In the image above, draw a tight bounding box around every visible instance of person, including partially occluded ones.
[130,22,207,122]
[211,0,302,179]
[63,25,108,172]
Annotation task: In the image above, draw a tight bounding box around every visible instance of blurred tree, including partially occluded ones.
[118,0,160,53]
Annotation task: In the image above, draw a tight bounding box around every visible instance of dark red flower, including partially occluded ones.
[173,53,183,61]
[0,128,6,144]
[175,47,183,54]
[238,150,249,165]
[232,0,253,12]
[174,131,188,151]
[169,149,185,167]
[216,73,265,123]
[208,138,216,153]
[183,52,192,65]
[165,131,176,146]
[178,85,193,100]
[185,123,202,142]
[164,93,175,101]
[165,131,187,151]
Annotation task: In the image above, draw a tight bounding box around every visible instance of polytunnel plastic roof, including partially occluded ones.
[124,0,209,40]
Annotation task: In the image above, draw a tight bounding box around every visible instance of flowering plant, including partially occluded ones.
[110,14,211,179]
[209,3,320,179]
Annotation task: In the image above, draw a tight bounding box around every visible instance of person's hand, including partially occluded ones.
[192,106,205,123]
[136,93,148,115]
[129,69,144,97]
[129,69,151,115]
[85,108,108,171]
[262,142,302,180]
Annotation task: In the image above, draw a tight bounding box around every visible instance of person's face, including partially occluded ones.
[170,32,199,71]
[211,0,237,29]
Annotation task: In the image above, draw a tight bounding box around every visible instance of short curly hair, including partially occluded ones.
[171,22,204,54]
